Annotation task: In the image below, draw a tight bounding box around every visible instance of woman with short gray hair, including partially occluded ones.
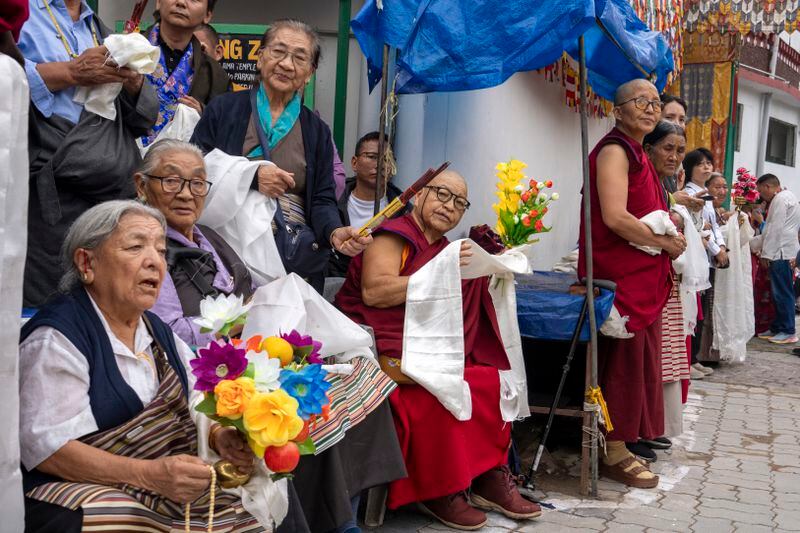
[18,200,266,532]
[134,139,256,347]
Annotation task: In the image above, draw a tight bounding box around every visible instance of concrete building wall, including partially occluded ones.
[734,82,800,196]
[391,70,613,270]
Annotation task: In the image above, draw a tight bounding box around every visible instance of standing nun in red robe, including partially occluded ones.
[336,170,540,531]
[578,79,687,488]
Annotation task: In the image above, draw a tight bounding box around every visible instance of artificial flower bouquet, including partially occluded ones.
[732,167,760,206]
[492,159,559,248]
[190,294,331,480]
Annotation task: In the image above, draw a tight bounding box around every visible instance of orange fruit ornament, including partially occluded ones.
[262,336,294,366]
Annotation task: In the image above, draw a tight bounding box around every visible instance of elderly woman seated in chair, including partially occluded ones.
[135,139,256,347]
[19,201,262,532]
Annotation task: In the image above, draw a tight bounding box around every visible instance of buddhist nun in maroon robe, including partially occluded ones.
[336,171,540,531]
[578,79,686,489]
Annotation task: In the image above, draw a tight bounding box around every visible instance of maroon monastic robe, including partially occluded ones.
[336,214,511,507]
[578,128,669,441]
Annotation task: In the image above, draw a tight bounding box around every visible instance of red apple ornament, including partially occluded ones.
[264,442,300,473]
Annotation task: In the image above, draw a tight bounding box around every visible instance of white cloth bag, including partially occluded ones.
[200,150,286,284]
[402,241,532,422]
[73,33,160,120]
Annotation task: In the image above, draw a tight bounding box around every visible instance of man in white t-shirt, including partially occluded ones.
[328,131,408,276]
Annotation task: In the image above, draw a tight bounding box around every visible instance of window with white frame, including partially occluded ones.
[766,117,796,167]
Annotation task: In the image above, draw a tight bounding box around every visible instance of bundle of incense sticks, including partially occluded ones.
[123,0,149,33]
[355,161,450,238]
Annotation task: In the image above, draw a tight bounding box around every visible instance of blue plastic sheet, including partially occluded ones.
[351,0,674,100]
[515,271,615,342]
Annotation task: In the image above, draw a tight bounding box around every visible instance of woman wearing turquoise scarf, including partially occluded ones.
[191,20,407,533]
[191,19,371,292]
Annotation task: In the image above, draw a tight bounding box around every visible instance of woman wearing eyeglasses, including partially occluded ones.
[135,139,255,347]
[191,19,370,291]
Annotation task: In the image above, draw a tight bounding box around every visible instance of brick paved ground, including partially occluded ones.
[368,338,800,532]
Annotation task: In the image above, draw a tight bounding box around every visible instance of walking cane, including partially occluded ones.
[524,278,615,490]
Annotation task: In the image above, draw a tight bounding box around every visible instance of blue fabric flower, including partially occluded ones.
[279,365,331,419]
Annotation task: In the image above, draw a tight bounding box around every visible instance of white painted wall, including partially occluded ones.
[391,70,613,270]
[734,81,800,197]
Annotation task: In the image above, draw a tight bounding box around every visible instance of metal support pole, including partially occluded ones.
[578,36,599,498]
[374,44,390,216]
[333,0,352,155]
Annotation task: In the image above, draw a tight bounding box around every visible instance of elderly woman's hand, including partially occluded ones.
[143,454,211,503]
[332,226,373,257]
[672,190,705,212]
[256,164,296,198]
[213,426,256,474]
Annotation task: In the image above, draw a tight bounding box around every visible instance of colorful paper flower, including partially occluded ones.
[243,389,305,455]
[190,340,249,392]
[279,364,332,419]
[247,351,282,392]
[281,330,324,364]
[193,293,252,335]
[214,377,256,419]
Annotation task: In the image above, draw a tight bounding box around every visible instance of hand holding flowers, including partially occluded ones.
[191,294,332,481]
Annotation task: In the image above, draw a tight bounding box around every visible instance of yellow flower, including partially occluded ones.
[508,159,528,172]
[214,377,256,419]
[243,389,304,452]
[495,162,509,173]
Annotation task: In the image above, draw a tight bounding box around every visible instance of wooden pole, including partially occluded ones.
[374,44,390,216]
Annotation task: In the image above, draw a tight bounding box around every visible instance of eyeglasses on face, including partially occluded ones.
[618,96,664,112]
[145,174,212,197]
[425,185,471,211]
[264,45,312,68]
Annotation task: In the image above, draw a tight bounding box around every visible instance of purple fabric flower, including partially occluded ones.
[281,330,324,364]
[190,340,249,392]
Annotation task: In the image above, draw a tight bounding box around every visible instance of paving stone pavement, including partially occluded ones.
[366,339,800,532]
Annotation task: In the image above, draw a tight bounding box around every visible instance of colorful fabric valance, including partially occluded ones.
[685,0,800,35]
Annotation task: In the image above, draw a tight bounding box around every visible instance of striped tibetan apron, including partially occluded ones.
[307,357,396,454]
[26,339,264,532]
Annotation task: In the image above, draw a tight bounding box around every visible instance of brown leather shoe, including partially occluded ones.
[471,466,542,520]
[419,491,487,530]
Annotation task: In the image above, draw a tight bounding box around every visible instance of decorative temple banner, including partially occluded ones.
[681,30,738,170]
[539,54,613,119]
[685,0,800,34]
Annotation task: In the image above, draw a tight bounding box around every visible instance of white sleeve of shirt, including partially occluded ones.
[761,194,787,260]
[18,327,99,470]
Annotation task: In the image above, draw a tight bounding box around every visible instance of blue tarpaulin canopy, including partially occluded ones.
[351,0,674,100]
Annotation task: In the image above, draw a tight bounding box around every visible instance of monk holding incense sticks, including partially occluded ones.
[336,170,541,531]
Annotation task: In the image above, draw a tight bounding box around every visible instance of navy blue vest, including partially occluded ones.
[20,289,189,491]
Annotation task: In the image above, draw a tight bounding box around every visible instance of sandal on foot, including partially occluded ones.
[600,456,659,489]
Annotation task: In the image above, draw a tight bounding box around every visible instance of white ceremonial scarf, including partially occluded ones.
[73,33,160,120]
[242,273,375,366]
[402,240,533,422]
[713,214,755,363]
[671,204,711,336]
[200,149,286,284]
[0,55,28,532]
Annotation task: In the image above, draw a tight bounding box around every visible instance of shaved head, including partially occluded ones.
[615,78,658,105]
[428,170,468,196]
